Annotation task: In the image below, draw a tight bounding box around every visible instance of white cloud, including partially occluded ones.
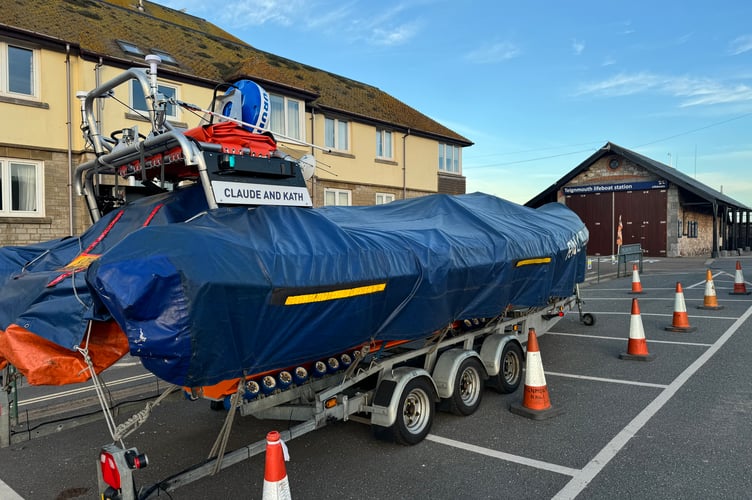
[577,72,663,96]
[730,34,752,55]
[369,21,420,46]
[572,38,585,56]
[160,0,306,27]
[160,0,420,46]
[465,41,521,64]
[577,72,752,107]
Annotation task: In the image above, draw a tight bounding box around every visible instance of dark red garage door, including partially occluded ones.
[566,190,667,257]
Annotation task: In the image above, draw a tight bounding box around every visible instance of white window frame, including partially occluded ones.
[324,117,350,151]
[439,143,461,174]
[129,80,179,119]
[1,41,40,99]
[269,93,305,142]
[116,40,144,57]
[375,193,395,205]
[0,157,45,217]
[376,129,393,159]
[324,188,351,206]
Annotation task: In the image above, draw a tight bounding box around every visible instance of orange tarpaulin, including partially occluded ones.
[0,320,129,386]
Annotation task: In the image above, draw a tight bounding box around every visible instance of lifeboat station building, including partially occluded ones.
[527,142,751,258]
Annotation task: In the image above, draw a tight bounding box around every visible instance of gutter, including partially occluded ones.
[402,129,410,199]
[65,44,74,235]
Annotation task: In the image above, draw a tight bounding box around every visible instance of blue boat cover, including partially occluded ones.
[0,186,209,383]
[83,191,588,386]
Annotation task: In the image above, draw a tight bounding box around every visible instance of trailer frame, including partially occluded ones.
[97,295,579,499]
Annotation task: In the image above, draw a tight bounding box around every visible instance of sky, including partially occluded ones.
[159,0,752,206]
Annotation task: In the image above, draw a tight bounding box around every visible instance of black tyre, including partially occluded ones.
[374,377,435,445]
[487,341,524,394]
[447,357,485,416]
[582,313,596,326]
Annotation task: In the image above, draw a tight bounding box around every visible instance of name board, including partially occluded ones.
[563,180,667,195]
[211,181,312,207]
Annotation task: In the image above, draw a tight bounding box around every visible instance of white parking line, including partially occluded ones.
[580,297,749,307]
[426,434,579,477]
[0,479,23,500]
[545,372,669,389]
[18,373,155,407]
[568,310,739,320]
[545,331,713,347]
[552,302,752,499]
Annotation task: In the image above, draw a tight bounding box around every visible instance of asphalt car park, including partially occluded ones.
[1,256,751,499]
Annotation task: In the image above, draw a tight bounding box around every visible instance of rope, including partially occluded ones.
[78,320,178,445]
[208,380,244,475]
[112,384,178,442]
[77,321,120,445]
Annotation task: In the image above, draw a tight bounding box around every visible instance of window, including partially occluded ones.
[439,143,461,174]
[150,50,178,66]
[130,80,178,119]
[376,129,393,159]
[324,189,351,206]
[116,40,144,57]
[325,117,349,151]
[677,219,682,238]
[269,93,304,141]
[376,193,395,205]
[1,42,38,98]
[0,158,44,216]
[687,221,698,238]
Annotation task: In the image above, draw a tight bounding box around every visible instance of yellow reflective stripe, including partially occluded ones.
[284,282,387,305]
[516,257,552,267]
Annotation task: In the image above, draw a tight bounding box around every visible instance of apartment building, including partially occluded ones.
[0,0,472,246]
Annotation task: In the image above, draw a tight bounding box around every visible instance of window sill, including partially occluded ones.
[0,216,51,223]
[438,170,463,177]
[375,158,398,166]
[0,95,49,109]
[324,150,355,159]
[125,112,188,129]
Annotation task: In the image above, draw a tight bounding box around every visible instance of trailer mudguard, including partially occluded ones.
[479,334,521,377]
[370,367,438,428]
[432,348,485,399]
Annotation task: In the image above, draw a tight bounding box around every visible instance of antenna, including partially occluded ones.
[694,144,697,178]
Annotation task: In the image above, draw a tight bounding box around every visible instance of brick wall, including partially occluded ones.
[312,178,433,206]
[0,146,86,246]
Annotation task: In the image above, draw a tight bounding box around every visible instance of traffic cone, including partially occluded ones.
[510,329,562,420]
[262,431,292,500]
[619,298,655,361]
[629,264,643,294]
[730,261,751,295]
[665,282,696,332]
[697,269,724,310]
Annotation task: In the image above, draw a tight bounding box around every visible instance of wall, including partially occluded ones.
[312,119,438,194]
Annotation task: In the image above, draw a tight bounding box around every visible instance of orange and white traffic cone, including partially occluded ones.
[629,264,643,294]
[510,329,562,420]
[730,261,751,295]
[698,269,724,310]
[665,282,696,332]
[262,431,292,500]
[619,298,655,361]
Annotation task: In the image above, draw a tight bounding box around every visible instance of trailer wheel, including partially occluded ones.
[581,313,596,326]
[488,341,524,394]
[447,357,484,416]
[375,377,435,445]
